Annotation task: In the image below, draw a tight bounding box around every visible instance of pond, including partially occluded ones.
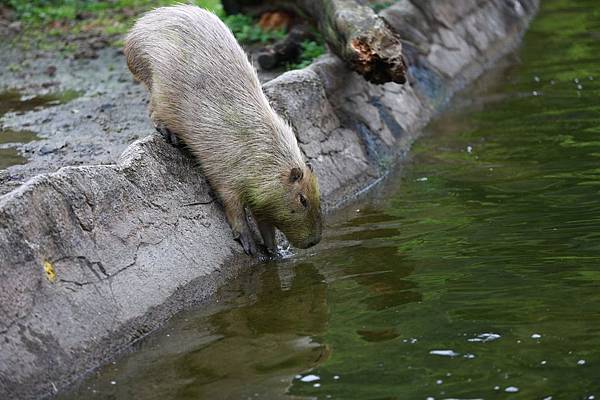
[59,0,600,399]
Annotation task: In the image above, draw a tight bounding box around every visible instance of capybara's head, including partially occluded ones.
[250,163,322,249]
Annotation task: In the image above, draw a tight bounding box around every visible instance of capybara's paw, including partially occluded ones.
[234,229,258,256]
[155,124,179,146]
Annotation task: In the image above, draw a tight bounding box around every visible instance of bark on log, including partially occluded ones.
[224,0,407,85]
[297,0,407,84]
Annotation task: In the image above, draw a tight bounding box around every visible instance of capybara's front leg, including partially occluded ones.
[154,123,179,145]
[222,193,257,255]
[256,219,276,254]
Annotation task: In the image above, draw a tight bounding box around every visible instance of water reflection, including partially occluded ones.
[61,263,329,400]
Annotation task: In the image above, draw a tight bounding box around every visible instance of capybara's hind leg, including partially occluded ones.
[222,191,257,255]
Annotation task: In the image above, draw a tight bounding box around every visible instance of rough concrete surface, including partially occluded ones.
[0,0,539,398]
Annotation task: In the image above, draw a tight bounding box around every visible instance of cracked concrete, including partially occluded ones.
[0,1,539,399]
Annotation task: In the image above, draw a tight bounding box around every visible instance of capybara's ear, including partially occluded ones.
[306,162,313,172]
[290,167,303,183]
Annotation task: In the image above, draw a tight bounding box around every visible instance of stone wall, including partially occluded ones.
[0,1,539,398]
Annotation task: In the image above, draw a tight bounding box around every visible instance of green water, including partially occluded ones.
[61,1,600,399]
[0,129,40,169]
[0,89,80,118]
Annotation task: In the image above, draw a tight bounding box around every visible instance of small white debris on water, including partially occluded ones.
[543,396,553,400]
[436,380,443,385]
[468,333,501,342]
[589,76,594,81]
[505,386,519,393]
[541,360,547,365]
[295,375,302,379]
[411,338,418,343]
[430,350,459,357]
[333,375,340,380]
[550,80,556,85]
[426,397,435,400]
[110,381,117,385]
[578,359,587,365]
[534,76,540,82]
[300,375,320,383]
[531,333,542,339]
[587,395,595,400]
[464,353,476,359]
[356,209,360,213]
[577,84,583,90]
[467,145,473,153]
[277,245,295,259]
[313,383,321,388]
[494,386,500,391]
[574,78,580,83]
[416,177,428,182]
[533,90,539,96]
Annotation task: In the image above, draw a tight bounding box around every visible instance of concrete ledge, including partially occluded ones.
[0,0,539,398]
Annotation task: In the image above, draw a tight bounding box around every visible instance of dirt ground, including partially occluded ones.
[0,21,280,196]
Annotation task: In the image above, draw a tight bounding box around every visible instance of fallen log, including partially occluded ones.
[297,0,407,84]
[225,0,407,84]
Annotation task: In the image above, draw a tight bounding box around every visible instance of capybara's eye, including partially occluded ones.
[299,194,308,208]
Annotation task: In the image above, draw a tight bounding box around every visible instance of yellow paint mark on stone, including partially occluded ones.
[43,260,56,283]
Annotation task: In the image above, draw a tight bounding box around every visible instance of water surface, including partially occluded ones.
[0,89,78,169]
[61,1,600,399]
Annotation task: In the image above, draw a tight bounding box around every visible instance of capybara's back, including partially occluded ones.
[124,5,322,255]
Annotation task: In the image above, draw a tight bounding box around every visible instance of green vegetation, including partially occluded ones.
[289,40,326,69]
[2,0,223,23]
[1,0,223,39]
[1,0,325,69]
[369,1,394,13]
[222,13,286,44]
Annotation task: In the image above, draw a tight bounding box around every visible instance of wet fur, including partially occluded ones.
[125,5,322,254]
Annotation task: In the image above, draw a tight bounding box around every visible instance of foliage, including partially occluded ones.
[1,0,326,67]
[222,13,286,44]
[289,40,326,69]
[2,0,286,46]
[1,0,223,23]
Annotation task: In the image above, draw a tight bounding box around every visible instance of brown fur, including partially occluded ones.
[124,5,322,254]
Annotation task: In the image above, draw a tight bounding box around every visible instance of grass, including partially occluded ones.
[2,0,223,23]
[1,0,223,40]
[1,0,326,69]
[289,40,326,69]
[222,13,286,44]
